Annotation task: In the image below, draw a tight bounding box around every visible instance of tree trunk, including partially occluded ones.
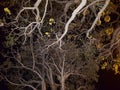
[61,78,65,90]
[51,84,57,90]
[42,80,46,90]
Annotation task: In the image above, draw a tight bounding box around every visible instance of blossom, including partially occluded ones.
[101,62,107,69]
[104,15,111,22]
[49,18,55,25]
[96,20,101,26]
[105,27,114,36]
[4,7,11,15]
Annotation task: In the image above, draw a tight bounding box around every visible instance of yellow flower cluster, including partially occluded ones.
[45,32,50,37]
[101,11,111,23]
[112,58,120,74]
[96,12,111,26]
[113,64,119,74]
[97,1,117,26]
[49,18,55,25]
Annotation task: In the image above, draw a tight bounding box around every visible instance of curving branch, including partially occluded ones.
[86,0,110,39]
[59,0,87,41]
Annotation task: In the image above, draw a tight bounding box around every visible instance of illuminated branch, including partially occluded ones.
[48,0,87,48]
[86,0,110,39]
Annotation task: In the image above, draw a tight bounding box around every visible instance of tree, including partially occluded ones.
[0,0,114,90]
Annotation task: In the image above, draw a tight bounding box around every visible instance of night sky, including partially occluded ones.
[97,70,120,90]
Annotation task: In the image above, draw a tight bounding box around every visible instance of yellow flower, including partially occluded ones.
[104,15,111,22]
[49,18,55,25]
[45,32,49,35]
[101,11,105,16]
[105,27,114,36]
[100,56,105,61]
[45,32,50,37]
[4,7,11,15]
[96,20,101,26]
[97,43,102,49]
[113,64,119,74]
[0,19,4,27]
[101,62,107,69]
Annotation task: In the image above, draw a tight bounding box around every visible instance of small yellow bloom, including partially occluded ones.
[100,56,105,61]
[105,27,114,36]
[104,15,111,22]
[113,64,119,74]
[45,32,50,37]
[4,7,11,15]
[45,32,49,35]
[101,62,107,70]
[49,18,55,25]
[0,19,4,27]
[96,20,101,26]
[101,11,105,16]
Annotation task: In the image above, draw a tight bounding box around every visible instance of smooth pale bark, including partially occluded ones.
[59,0,87,41]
